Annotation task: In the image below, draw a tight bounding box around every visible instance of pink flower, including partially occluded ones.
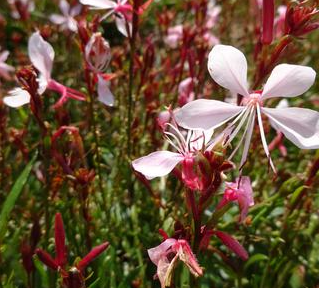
[148,238,203,288]
[205,1,221,29]
[217,176,254,222]
[176,44,319,172]
[164,25,183,49]
[7,0,35,20]
[132,121,213,190]
[79,0,133,37]
[50,0,82,32]
[0,50,14,80]
[3,32,86,108]
[274,5,287,38]
[85,33,114,106]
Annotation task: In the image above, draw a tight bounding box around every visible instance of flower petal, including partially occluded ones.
[28,32,54,81]
[208,45,249,97]
[175,99,244,130]
[132,151,184,180]
[59,0,70,15]
[148,238,177,265]
[262,107,319,149]
[50,14,67,25]
[79,0,116,9]
[115,14,131,37]
[3,88,31,108]
[97,75,114,106]
[262,64,316,99]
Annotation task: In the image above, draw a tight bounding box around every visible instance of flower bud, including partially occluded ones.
[85,32,111,73]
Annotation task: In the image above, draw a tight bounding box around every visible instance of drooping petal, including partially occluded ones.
[115,14,132,37]
[237,176,254,222]
[132,151,184,180]
[175,99,244,130]
[157,255,178,288]
[97,75,114,106]
[214,231,248,260]
[3,88,31,108]
[208,45,249,97]
[177,241,203,277]
[148,238,177,265]
[262,107,319,149]
[28,32,54,81]
[261,64,316,99]
[79,0,116,9]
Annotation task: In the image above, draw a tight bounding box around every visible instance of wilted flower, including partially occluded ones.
[217,176,254,222]
[176,44,319,172]
[3,32,86,108]
[0,49,14,80]
[50,0,82,32]
[85,32,114,106]
[148,238,203,288]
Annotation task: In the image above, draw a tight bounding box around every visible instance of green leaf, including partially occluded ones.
[0,152,37,241]
[244,254,268,270]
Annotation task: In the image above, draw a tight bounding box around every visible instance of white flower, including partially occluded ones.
[176,44,319,172]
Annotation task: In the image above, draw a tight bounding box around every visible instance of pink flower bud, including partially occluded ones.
[85,33,111,73]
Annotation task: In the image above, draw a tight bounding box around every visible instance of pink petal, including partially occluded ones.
[97,75,114,106]
[28,32,54,81]
[175,99,244,130]
[147,238,177,265]
[237,176,254,221]
[0,51,9,62]
[208,45,249,97]
[157,256,177,288]
[70,4,82,17]
[262,64,316,99]
[79,0,116,9]
[262,107,319,149]
[214,231,248,261]
[132,151,183,180]
[3,88,31,108]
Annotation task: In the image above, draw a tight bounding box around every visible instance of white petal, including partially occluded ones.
[28,32,54,81]
[132,151,184,179]
[79,0,116,9]
[115,15,131,37]
[175,99,244,130]
[0,51,9,62]
[3,88,31,108]
[97,75,114,106]
[70,4,82,17]
[59,0,70,15]
[262,107,319,149]
[262,64,316,99]
[50,14,67,25]
[208,45,249,97]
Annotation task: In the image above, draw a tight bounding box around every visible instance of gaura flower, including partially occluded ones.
[7,0,35,20]
[80,0,152,37]
[36,213,109,288]
[0,49,14,80]
[79,0,133,37]
[178,77,195,107]
[176,44,319,172]
[164,25,183,49]
[148,238,203,288]
[132,120,214,190]
[216,176,254,222]
[3,32,86,109]
[50,0,82,33]
[85,32,114,106]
